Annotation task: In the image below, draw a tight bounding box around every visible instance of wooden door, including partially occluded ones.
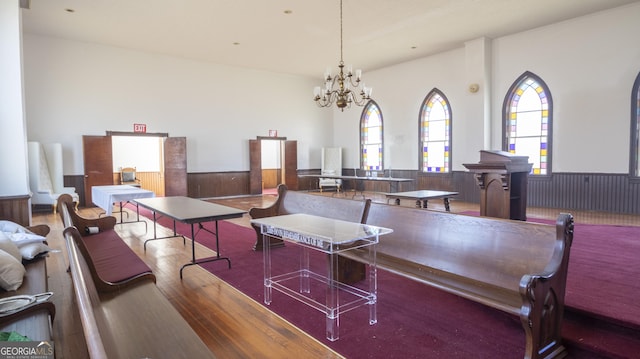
[83,135,113,207]
[284,140,298,190]
[164,137,187,197]
[249,139,262,195]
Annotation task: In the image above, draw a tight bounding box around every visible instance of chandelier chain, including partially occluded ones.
[340,0,343,64]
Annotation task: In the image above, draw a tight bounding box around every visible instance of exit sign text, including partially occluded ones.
[134,123,147,133]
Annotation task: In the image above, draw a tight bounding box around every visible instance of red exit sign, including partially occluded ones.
[134,123,147,133]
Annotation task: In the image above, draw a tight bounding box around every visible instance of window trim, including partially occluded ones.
[630,72,640,178]
[502,71,553,177]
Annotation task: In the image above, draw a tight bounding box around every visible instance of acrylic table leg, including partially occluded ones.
[263,233,272,305]
[300,246,310,293]
[368,242,378,325]
[326,253,340,341]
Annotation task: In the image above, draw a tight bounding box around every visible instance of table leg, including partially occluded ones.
[300,247,310,293]
[326,253,340,341]
[390,181,398,193]
[422,199,428,208]
[368,241,378,325]
[144,211,158,250]
[143,211,186,250]
[444,198,451,212]
[191,223,196,263]
[134,203,148,233]
[351,179,365,200]
[180,221,231,279]
[264,233,272,305]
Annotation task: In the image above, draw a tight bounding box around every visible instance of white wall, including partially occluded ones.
[492,3,640,173]
[335,2,640,174]
[23,35,333,175]
[334,47,474,171]
[21,2,640,176]
[0,1,30,197]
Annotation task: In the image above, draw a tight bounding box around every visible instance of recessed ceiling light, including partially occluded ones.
[284,10,293,14]
[411,46,417,50]
[65,8,75,13]
[233,42,240,46]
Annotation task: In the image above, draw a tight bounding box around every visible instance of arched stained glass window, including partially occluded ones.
[420,89,451,173]
[360,101,383,171]
[631,72,640,177]
[503,72,552,175]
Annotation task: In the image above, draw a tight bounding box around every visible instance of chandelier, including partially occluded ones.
[313,0,372,111]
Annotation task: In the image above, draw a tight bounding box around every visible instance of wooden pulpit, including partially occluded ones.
[463,150,532,220]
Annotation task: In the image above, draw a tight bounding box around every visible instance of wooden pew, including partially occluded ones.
[60,195,216,359]
[249,184,371,283]
[58,194,154,292]
[0,224,55,342]
[342,202,574,359]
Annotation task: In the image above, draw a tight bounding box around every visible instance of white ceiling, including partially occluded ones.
[21,0,640,79]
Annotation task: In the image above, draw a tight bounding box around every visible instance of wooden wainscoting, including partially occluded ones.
[187,171,250,198]
[261,168,281,189]
[0,194,31,227]
[112,172,164,197]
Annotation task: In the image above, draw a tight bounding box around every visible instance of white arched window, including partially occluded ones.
[419,89,451,173]
[360,101,383,171]
[503,71,552,175]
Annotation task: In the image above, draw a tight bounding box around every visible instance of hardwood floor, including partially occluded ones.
[41,197,341,359]
[35,191,638,358]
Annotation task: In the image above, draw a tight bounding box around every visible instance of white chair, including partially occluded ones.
[27,142,79,213]
[319,147,342,193]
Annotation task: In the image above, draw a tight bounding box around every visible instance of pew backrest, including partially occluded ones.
[251,184,371,224]
[342,202,574,359]
[365,203,564,292]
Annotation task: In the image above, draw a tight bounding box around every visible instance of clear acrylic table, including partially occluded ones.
[251,213,392,341]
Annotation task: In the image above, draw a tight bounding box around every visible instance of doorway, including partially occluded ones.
[83,133,187,206]
[260,139,283,195]
[249,137,298,195]
[112,135,165,196]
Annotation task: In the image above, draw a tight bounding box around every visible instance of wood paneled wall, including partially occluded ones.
[0,195,30,227]
[112,172,165,197]
[187,171,249,198]
[261,169,281,189]
[68,169,639,214]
